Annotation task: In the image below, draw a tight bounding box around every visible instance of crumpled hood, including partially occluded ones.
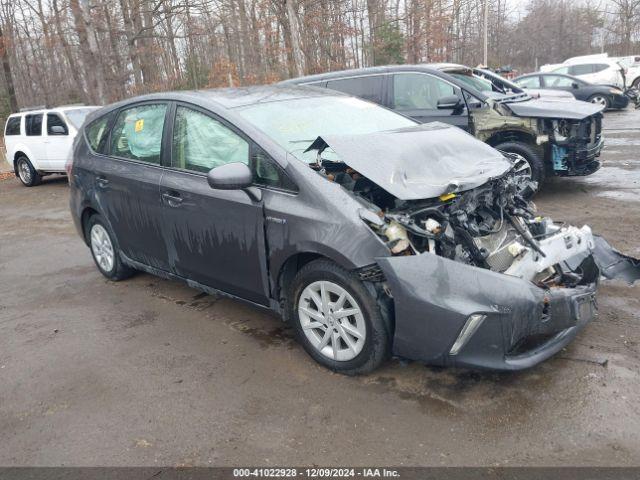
[305,123,512,200]
[504,97,604,119]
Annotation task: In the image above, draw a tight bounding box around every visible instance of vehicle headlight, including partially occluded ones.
[609,88,622,94]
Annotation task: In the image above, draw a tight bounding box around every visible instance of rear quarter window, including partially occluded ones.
[5,117,21,136]
[326,76,385,104]
[85,113,114,154]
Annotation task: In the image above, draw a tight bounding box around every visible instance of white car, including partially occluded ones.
[4,105,99,186]
[549,54,626,88]
[617,55,640,88]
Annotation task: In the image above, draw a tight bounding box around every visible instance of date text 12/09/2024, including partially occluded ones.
[233,468,400,478]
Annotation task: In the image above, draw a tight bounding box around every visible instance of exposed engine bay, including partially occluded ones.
[312,154,596,288]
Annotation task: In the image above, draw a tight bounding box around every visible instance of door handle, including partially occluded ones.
[162,192,183,207]
[96,176,109,188]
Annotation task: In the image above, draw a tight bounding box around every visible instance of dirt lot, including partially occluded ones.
[0,108,639,467]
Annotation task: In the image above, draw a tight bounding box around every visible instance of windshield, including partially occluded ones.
[236,96,416,162]
[63,108,97,129]
[450,73,493,92]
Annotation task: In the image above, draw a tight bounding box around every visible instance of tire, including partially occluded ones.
[494,141,545,191]
[15,155,42,187]
[588,94,610,110]
[288,259,390,375]
[632,77,640,89]
[85,214,135,281]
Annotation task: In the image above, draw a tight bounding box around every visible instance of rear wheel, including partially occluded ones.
[16,156,42,187]
[494,141,545,192]
[588,94,610,109]
[86,214,135,281]
[289,259,390,375]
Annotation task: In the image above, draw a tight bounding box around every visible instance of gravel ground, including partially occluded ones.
[0,107,639,467]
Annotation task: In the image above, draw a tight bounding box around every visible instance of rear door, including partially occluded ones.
[94,102,171,269]
[390,72,470,130]
[159,103,270,305]
[24,113,48,168]
[44,112,73,170]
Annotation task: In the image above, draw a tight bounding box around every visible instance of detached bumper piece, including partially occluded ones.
[377,252,600,370]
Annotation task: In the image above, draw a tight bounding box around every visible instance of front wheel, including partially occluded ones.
[16,156,42,187]
[289,259,390,375]
[86,214,135,281]
[588,94,610,109]
[494,141,545,193]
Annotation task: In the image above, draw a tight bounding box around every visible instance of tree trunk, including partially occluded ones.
[0,23,17,112]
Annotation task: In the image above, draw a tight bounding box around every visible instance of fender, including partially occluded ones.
[9,144,39,171]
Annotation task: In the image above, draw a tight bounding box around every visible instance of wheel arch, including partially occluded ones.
[80,206,101,246]
[485,129,537,148]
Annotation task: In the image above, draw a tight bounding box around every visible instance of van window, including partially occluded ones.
[47,113,69,135]
[592,64,610,73]
[326,76,385,103]
[5,117,21,136]
[171,106,248,173]
[110,104,167,164]
[393,73,457,110]
[25,114,43,136]
[85,113,113,154]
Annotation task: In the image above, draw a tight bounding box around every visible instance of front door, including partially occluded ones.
[96,102,170,270]
[390,73,471,131]
[44,113,73,170]
[160,104,269,305]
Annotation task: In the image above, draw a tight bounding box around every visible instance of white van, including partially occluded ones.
[4,105,99,186]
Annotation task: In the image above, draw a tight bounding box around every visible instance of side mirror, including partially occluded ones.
[207,162,253,190]
[50,125,67,135]
[571,82,579,89]
[437,95,463,110]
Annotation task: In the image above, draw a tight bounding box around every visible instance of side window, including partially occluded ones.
[25,114,43,136]
[47,113,69,135]
[516,76,541,88]
[252,148,297,191]
[592,63,609,73]
[172,106,248,173]
[5,117,21,136]
[569,64,594,76]
[326,76,384,103]
[552,66,570,75]
[393,73,457,110]
[111,104,167,164]
[545,75,574,87]
[85,113,114,154]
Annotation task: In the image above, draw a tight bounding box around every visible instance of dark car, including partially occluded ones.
[69,85,638,374]
[282,64,605,191]
[513,73,630,110]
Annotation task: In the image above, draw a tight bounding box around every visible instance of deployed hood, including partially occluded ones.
[504,97,604,119]
[305,123,512,200]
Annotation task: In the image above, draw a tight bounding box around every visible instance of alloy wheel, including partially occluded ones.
[298,280,366,362]
[590,95,608,107]
[17,159,32,185]
[509,153,533,182]
[90,224,115,273]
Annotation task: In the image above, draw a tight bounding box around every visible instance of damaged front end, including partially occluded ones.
[477,98,605,177]
[307,124,638,370]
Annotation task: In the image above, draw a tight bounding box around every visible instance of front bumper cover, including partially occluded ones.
[377,252,601,370]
